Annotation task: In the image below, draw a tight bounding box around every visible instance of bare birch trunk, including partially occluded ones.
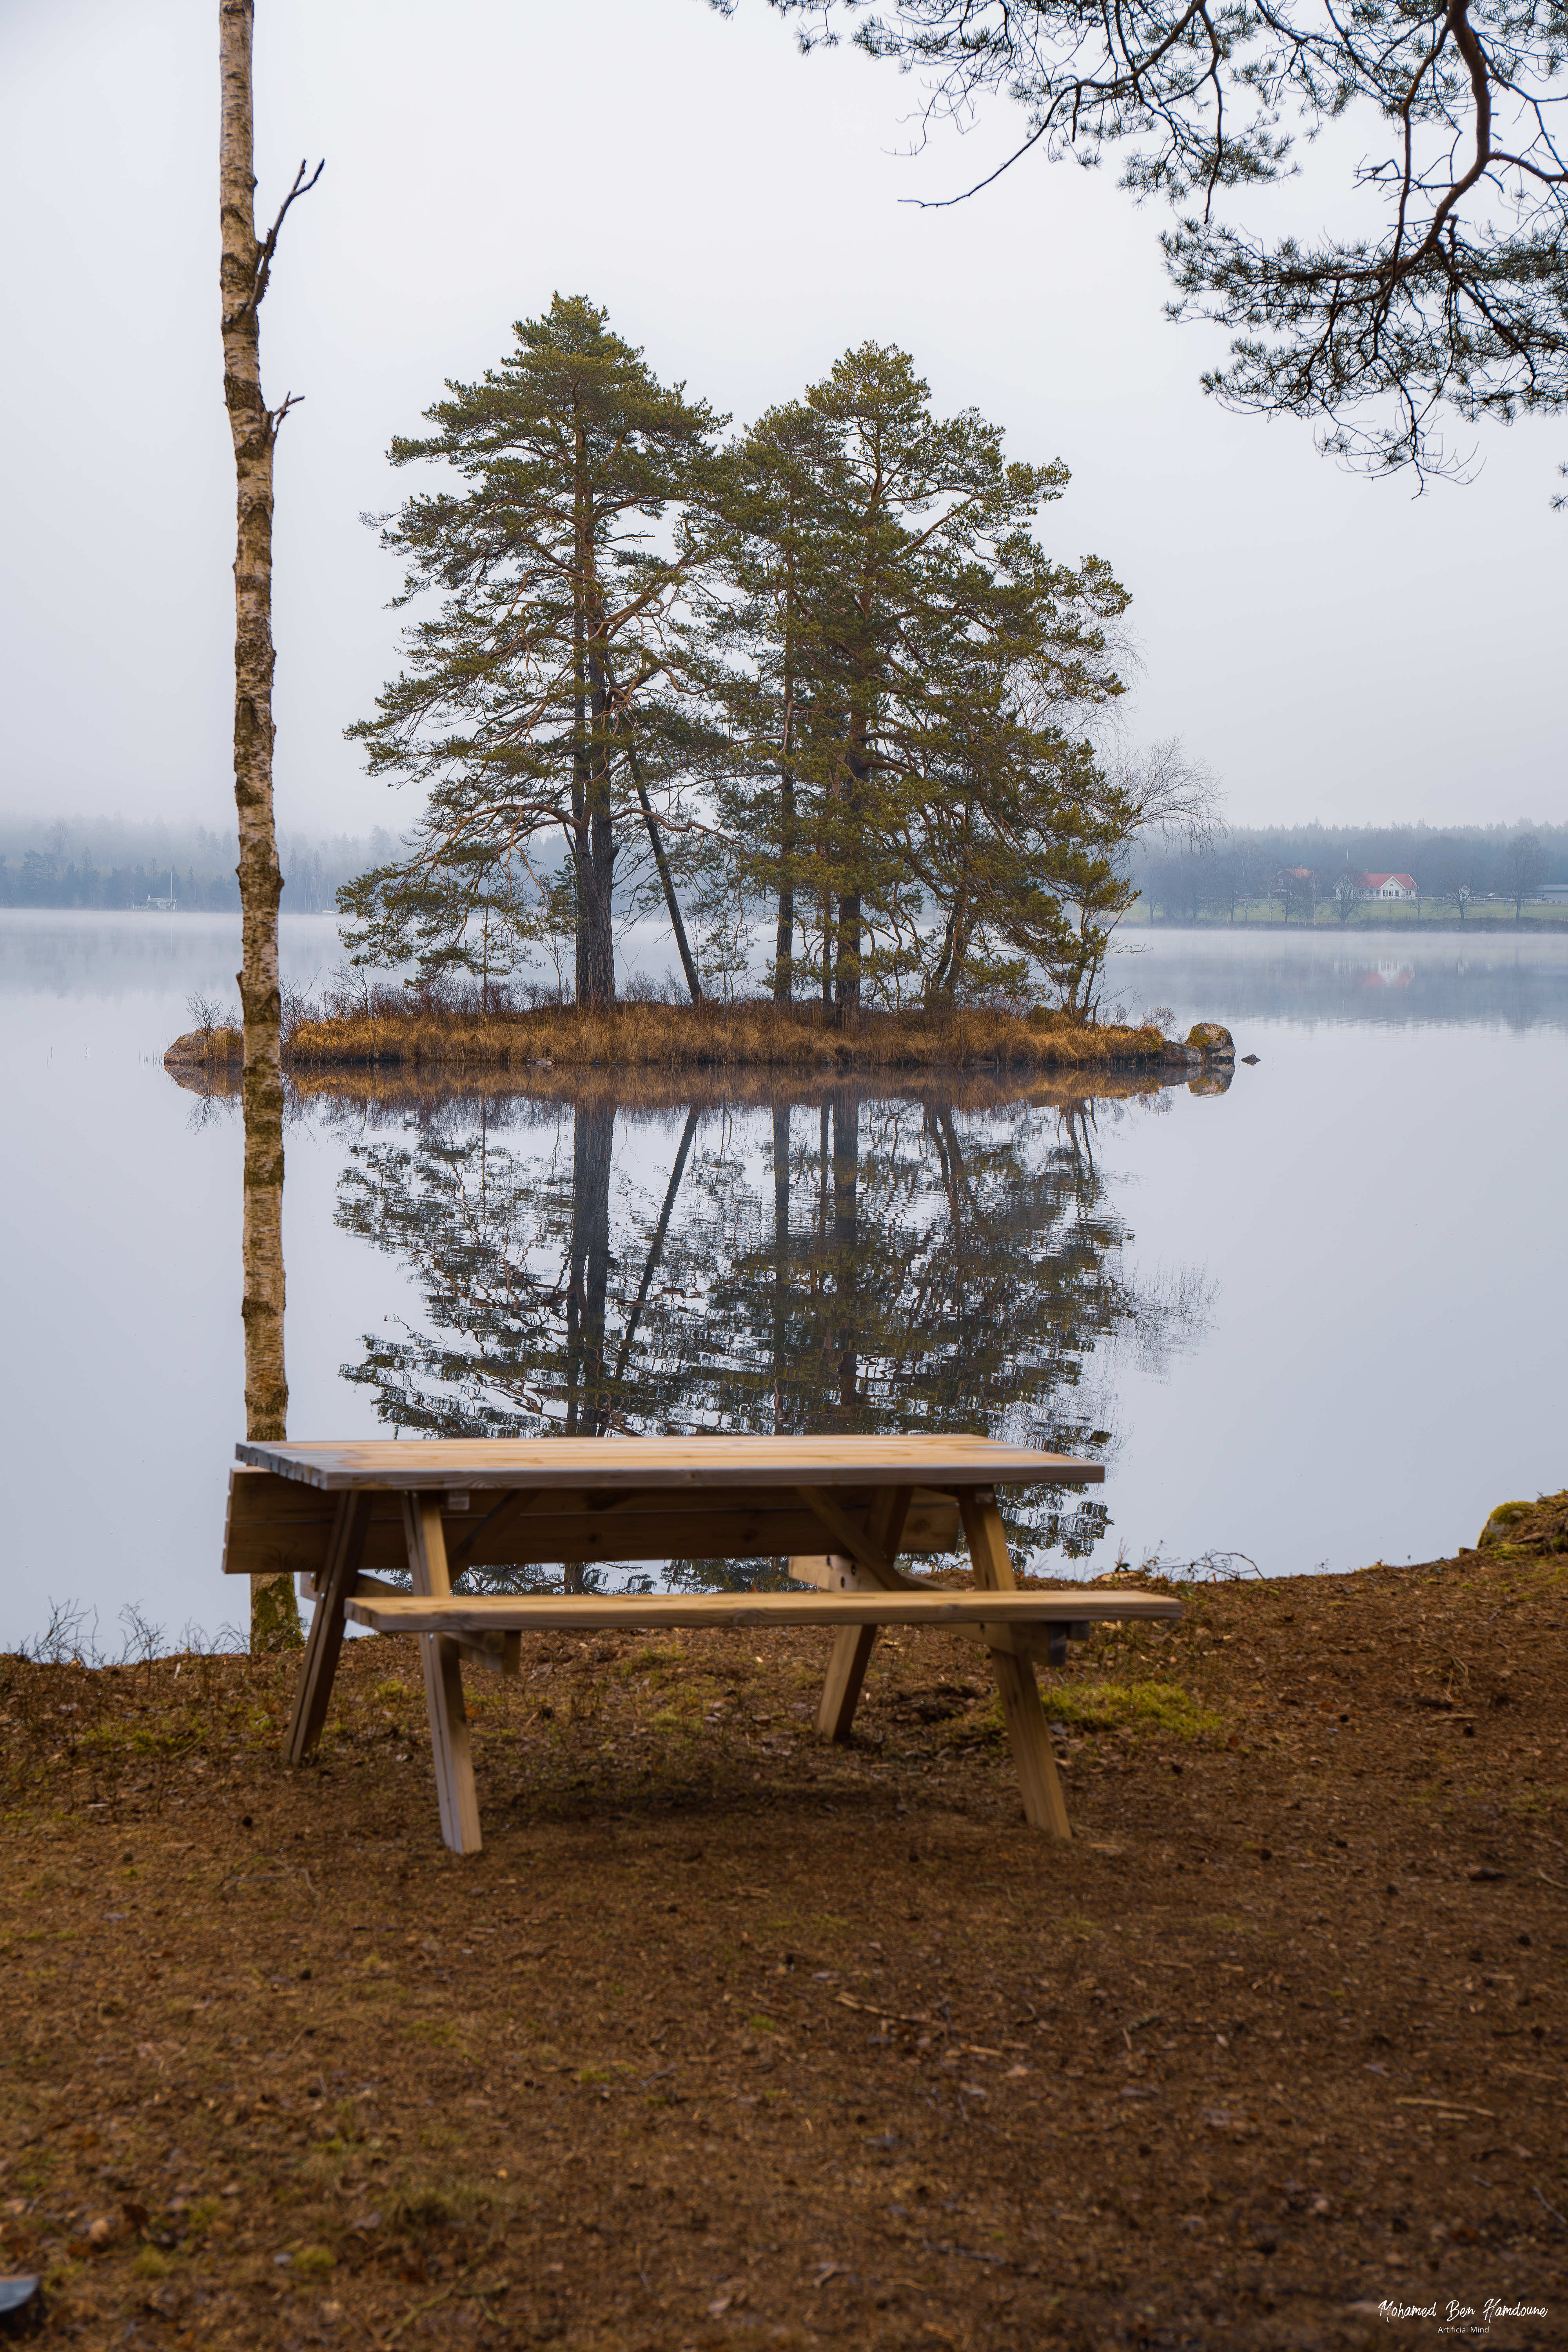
[219,0,310,1649]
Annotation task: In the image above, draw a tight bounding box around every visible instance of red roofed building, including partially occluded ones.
[1359,871,1417,901]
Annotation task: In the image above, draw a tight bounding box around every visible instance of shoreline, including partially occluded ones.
[1123,909,1568,935]
[163,998,1202,1080]
[163,1056,1206,1117]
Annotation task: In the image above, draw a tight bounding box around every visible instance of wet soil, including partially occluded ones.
[2,1543,1564,2350]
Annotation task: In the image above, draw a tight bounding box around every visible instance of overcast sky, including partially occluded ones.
[2,0,1563,843]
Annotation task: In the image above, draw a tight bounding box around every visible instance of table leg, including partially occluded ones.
[813,1487,913,1744]
[286,1490,370,1764]
[959,1487,1071,1841]
[405,1494,482,1855]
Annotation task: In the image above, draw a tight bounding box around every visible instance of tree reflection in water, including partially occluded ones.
[332,1080,1212,1580]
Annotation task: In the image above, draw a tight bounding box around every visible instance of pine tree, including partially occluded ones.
[702,344,1131,1011]
[697,401,836,1002]
[344,296,722,1007]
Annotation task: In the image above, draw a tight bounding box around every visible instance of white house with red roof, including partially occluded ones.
[1358,871,1417,900]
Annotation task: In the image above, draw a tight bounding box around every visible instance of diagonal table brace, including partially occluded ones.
[800,1485,913,1742]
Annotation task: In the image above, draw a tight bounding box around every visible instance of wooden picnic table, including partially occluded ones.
[224,1436,1179,1855]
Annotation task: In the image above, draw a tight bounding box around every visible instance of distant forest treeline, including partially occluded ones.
[1131,820,1568,920]
[4,811,1566,926]
[0,817,403,914]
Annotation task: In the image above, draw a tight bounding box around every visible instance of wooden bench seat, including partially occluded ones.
[343,1588,1180,1636]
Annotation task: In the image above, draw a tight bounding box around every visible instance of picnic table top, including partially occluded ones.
[236,1434,1103,1494]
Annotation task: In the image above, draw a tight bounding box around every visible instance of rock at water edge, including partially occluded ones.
[1186,1022,1235,1060]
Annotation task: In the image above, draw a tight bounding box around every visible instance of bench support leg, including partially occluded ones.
[286,1490,370,1764]
[405,1494,482,1856]
[989,1645,1071,1840]
[959,1488,1071,1841]
[816,1621,878,1742]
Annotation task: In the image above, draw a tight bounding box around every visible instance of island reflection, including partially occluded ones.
[303,1070,1214,1583]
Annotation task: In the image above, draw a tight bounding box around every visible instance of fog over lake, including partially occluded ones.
[3,909,1564,1650]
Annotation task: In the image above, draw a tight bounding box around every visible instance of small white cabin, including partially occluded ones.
[1359,871,1417,901]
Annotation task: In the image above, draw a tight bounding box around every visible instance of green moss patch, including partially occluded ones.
[1477,1489,1568,1555]
[1046,1679,1225,1742]
[618,1645,686,1682]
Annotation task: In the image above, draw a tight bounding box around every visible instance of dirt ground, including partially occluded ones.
[2,1519,1565,2351]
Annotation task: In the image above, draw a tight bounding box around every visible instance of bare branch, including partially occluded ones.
[252,155,325,313]
[1112,737,1225,848]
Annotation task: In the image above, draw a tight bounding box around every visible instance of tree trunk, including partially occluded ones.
[933,1103,971,1341]
[927,869,969,1006]
[772,1100,790,1427]
[580,593,617,1009]
[628,746,702,1004]
[773,765,796,1004]
[220,0,295,1651]
[834,886,862,1018]
[602,647,702,1004]
[835,732,869,1019]
[571,437,596,1008]
[578,793,617,1005]
[614,1104,699,1382]
[831,1086,859,1416]
[564,1097,615,1437]
[563,1097,617,1588]
[774,584,798,1005]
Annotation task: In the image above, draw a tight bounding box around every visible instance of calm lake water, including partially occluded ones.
[3,909,1565,1649]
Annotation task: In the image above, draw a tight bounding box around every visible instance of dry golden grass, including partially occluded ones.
[166,995,1169,1077]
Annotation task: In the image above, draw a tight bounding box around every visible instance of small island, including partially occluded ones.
[164,996,1236,1080]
